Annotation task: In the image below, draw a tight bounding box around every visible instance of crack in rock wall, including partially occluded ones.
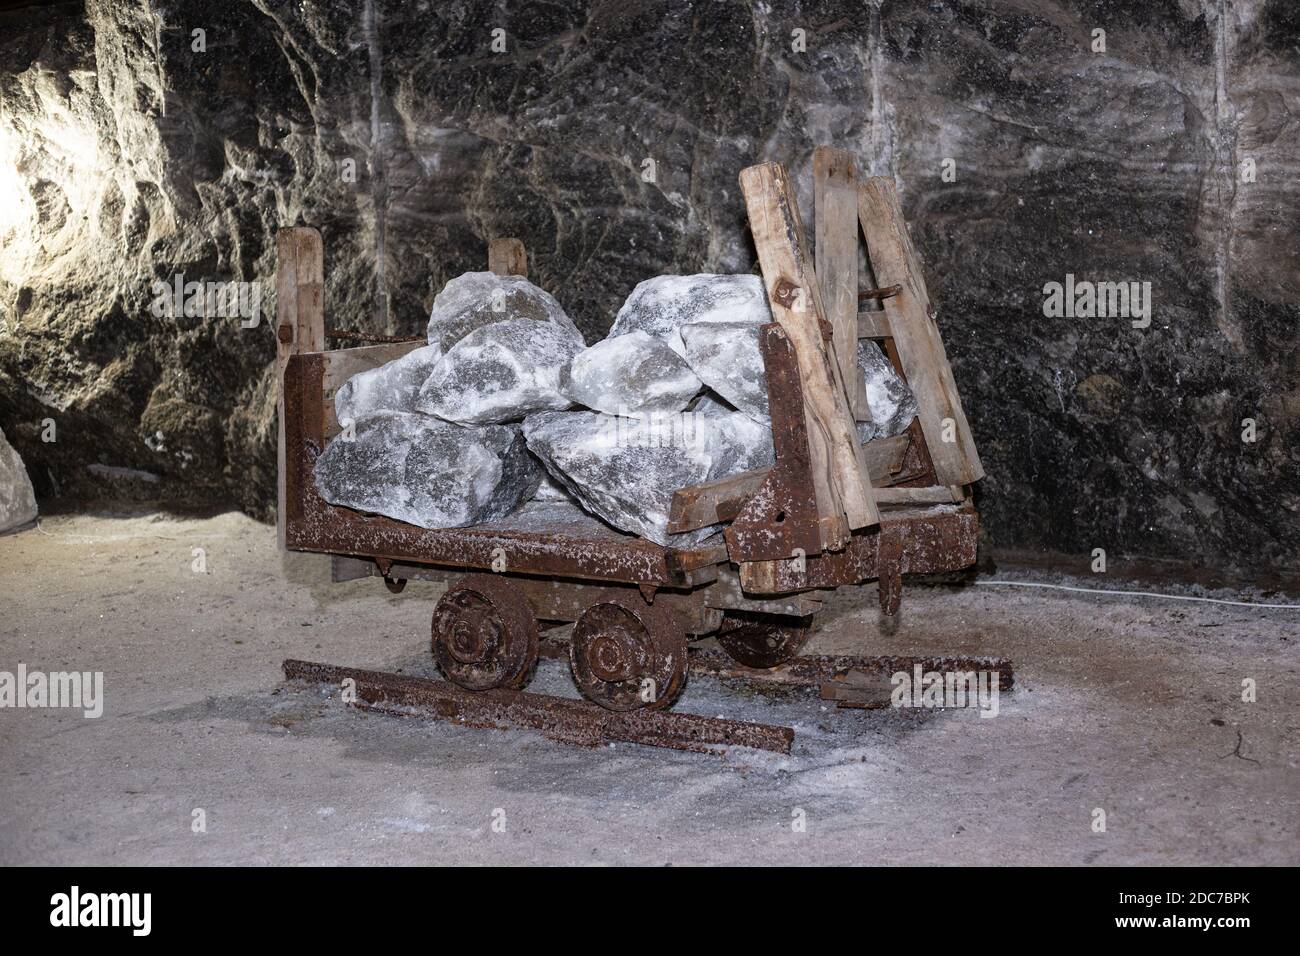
[0,0,1295,575]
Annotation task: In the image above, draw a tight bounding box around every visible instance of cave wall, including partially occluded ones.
[0,0,1296,574]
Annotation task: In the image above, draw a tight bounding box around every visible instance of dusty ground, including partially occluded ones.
[0,510,1295,866]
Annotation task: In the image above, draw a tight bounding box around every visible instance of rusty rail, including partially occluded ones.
[536,640,1013,710]
[686,648,1013,709]
[282,659,795,755]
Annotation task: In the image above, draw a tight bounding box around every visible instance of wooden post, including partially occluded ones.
[857,178,984,486]
[276,226,325,549]
[488,238,528,278]
[739,162,879,541]
[813,147,864,420]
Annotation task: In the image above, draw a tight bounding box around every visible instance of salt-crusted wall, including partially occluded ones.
[0,0,1296,574]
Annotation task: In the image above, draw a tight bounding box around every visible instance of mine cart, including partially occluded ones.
[277,153,997,753]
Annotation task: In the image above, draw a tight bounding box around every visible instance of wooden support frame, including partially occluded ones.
[739,162,879,547]
[488,237,528,277]
[858,177,984,486]
[276,226,325,548]
[813,147,864,420]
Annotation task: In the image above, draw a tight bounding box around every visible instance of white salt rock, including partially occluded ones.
[681,323,919,441]
[530,469,578,503]
[609,274,770,356]
[522,408,773,546]
[426,272,584,352]
[0,425,37,533]
[334,344,443,426]
[416,319,583,424]
[313,412,539,529]
[561,329,702,416]
[855,339,919,442]
[679,321,768,421]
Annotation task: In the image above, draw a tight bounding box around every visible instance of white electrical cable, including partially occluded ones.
[975,579,1300,610]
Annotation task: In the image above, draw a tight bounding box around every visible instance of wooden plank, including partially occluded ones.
[668,433,911,534]
[668,469,769,532]
[321,341,423,393]
[873,485,964,505]
[813,147,864,419]
[858,177,984,485]
[276,225,325,549]
[319,340,424,439]
[488,237,528,277]
[739,162,879,539]
[856,311,892,339]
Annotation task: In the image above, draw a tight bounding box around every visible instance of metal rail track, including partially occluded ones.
[282,647,1015,755]
[282,659,795,755]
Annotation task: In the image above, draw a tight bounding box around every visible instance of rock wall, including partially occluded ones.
[0,0,1295,574]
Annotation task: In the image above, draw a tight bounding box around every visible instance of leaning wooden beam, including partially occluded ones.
[813,146,864,420]
[668,432,911,533]
[276,226,325,549]
[739,162,879,541]
[857,178,984,486]
[488,237,528,277]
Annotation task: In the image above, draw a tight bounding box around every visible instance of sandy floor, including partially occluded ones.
[0,510,1295,865]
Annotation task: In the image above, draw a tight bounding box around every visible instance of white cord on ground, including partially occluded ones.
[976,579,1300,610]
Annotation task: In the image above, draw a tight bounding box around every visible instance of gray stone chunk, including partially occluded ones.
[313,412,540,529]
[522,408,773,546]
[561,329,702,415]
[609,274,770,355]
[334,344,444,426]
[426,272,584,352]
[0,426,38,533]
[416,319,583,424]
[855,339,920,442]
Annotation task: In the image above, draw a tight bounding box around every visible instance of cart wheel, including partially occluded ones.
[431,575,538,691]
[716,612,812,668]
[570,594,687,712]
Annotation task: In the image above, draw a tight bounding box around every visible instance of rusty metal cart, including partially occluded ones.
[276,155,1001,754]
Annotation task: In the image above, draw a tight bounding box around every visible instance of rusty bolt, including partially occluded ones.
[773,279,799,308]
[277,324,295,345]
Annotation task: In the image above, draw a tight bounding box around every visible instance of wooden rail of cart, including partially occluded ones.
[277,154,985,714]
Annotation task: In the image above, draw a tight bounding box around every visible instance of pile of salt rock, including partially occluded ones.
[314,272,918,546]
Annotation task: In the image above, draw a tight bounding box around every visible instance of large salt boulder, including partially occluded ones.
[855,339,920,442]
[334,344,443,426]
[0,426,38,533]
[313,412,540,529]
[426,272,584,352]
[561,329,702,416]
[522,408,773,546]
[416,319,583,424]
[608,274,770,356]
